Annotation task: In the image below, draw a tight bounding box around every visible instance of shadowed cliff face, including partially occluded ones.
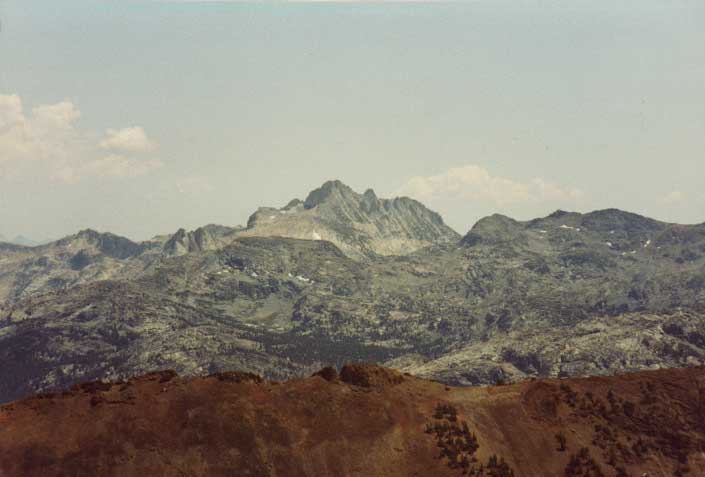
[1,364,704,477]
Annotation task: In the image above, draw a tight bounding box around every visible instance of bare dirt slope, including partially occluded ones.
[1,364,704,477]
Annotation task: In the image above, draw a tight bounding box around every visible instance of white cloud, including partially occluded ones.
[0,95,84,181]
[32,101,82,129]
[661,190,686,205]
[0,93,161,182]
[100,127,156,153]
[397,164,584,206]
[0,94,24,128]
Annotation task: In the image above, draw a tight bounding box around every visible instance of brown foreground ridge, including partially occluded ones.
[1,364,705,477]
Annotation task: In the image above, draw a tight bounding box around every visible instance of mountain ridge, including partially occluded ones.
[240,179,460,258]
[1,183,705,403]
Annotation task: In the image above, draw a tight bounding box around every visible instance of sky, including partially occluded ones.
[0,0,704,241]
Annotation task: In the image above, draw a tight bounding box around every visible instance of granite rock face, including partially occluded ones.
[241,180,460,258]
[161,224,243,257]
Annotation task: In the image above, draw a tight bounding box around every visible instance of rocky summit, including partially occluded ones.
[1,182,705,403]
[240,180,460,258]
[1,364,704,477]
[161,224,244,257]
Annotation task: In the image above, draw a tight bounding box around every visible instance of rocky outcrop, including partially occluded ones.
[162,224,242,257]
[54,229,146,260]
[339,363,405,388]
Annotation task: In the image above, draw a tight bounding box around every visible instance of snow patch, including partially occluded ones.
[644,239,651,248]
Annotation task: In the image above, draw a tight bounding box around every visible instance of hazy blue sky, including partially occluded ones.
[1,0,704,241]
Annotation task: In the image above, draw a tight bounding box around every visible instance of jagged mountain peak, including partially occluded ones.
[162,224,242,257]
[69,228,130,243]
[50,229,144,260]
[161,229,192,257]
[283,198,303,210]
[241,180,459,258]
[75,228,102,238]
[303,179,357,209]
[301,180,403,215]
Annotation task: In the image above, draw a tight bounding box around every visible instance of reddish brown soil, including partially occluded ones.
[1,365,704,477]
